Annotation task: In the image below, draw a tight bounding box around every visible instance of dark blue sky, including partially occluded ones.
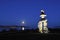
[0,0,60,28]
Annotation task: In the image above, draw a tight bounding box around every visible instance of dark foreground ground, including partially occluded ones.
[0,26,60,40]
[0,31,60,40]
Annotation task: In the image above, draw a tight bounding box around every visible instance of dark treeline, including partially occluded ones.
[0,28,38,33]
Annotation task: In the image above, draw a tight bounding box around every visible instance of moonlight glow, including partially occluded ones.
[22,21,25,24]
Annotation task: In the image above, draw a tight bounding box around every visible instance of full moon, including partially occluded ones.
[22,21,25,24]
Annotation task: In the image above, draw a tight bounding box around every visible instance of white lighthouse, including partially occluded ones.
[38,10,48,33]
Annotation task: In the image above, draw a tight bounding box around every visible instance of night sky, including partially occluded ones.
[0,0,60,28]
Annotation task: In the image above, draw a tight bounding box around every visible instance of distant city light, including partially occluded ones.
[22,27,24,30]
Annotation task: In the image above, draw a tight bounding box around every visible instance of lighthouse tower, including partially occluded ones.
[38,10,48,33]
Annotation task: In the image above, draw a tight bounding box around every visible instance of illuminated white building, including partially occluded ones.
[38,10,48,33]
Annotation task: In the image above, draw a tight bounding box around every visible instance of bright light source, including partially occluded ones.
[41,10,44,13]
[22,21,24,24]
[22,27,24,30]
